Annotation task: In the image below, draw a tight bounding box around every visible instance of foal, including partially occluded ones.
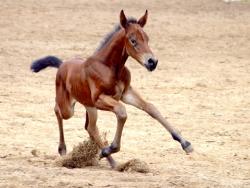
[31,10,193,168]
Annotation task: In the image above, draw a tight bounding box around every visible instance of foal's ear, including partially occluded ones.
[138,10,148,27]
[120,10,128,29]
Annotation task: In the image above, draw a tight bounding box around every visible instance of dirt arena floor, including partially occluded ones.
[0,0,250,187]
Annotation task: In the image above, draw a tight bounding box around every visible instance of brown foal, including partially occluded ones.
[31,10,193,168]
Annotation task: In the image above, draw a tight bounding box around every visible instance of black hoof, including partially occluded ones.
[99,144,120,159]
[58,145,66,156]
[181,141,193,154]
[100,147,111,158]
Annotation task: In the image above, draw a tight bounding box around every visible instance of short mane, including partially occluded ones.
[96,17,137,52]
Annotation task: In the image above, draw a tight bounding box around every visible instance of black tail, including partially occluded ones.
[30,56,63,73]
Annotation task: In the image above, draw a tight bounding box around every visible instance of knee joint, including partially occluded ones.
[54,106,60,116]
[115,105,127,121]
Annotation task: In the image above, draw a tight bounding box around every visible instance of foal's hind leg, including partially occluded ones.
[85,107,116,168]
[122,86,193,153]
[54,104,66,155]
[54,83,75,155]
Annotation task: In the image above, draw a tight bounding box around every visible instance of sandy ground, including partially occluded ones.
[0,0,250,187]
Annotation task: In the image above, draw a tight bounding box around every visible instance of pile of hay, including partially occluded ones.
[55,137,99,168]
[116,159,150,173]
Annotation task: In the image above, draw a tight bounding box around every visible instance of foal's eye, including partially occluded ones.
[130,39,137,46]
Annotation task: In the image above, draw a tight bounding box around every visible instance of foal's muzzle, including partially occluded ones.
[145,57,158,71]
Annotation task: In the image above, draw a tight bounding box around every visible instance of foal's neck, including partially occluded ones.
[95,30,128,76]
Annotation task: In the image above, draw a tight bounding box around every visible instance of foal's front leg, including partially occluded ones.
[84,107,116,168]
[95,94,127,158]
[122,86,193,153]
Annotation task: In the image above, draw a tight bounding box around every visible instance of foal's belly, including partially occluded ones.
[71,79,126,106]
[63,61,130,106]
[71,83,124,107]
[71,84,94,106]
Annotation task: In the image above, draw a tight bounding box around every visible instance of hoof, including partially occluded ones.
[181,141,194,154]
[99,147,111,159]
[99,144,120,159]
[58,145,67,156]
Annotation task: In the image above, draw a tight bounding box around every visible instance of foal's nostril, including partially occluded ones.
[148,58,155,66]
[146,58,158,71]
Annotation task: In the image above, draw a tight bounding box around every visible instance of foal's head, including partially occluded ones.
[120,10,158,72]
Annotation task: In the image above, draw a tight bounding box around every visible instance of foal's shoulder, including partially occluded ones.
[119,66,131,88]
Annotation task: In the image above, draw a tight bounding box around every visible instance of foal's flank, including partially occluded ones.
[30,10,193,168]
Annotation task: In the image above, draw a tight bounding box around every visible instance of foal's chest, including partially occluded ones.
[102,80,125,101]
[113,81,125,100]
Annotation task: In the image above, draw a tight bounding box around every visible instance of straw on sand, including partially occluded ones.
[55,134,150,173]
[115,158,150,173]
[55,137,99,168]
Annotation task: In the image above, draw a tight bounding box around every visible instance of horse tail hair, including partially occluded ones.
[30,56,63,73]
